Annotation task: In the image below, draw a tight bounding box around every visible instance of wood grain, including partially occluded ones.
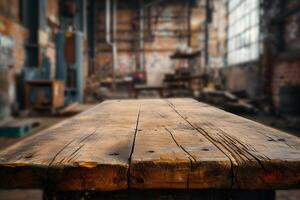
[130,99,231,189]
[166,98,300,189]
[0,99,299,191]
[0,100,141,191]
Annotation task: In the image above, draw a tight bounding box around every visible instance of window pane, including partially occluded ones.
[227,0,261,65]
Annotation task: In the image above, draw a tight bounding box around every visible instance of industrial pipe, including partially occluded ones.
[113,0,118,72]
[106,0,112,44]
[106,0,118,87]
[140,0,145,71]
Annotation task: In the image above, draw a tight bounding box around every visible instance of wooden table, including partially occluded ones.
[133,85,164,98]
[0,99,299,200]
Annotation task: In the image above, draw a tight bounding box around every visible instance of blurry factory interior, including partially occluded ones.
[0,0,300,199]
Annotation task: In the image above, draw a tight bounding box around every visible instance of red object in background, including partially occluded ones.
[133,71,146,84]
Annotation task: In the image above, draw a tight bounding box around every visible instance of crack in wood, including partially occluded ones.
[164,127,196,189]
[68,144,85,158]
[79,130,99,143]
[1,99,299,191]
[196,123,271,172]
[127,107,141,188]
[44,138,76,190]
[194,124,237,188]
[52,128,99,166]
[164,127,197,163]
[165,99,236,188]
[214,111,298,150]
[165,99,294,189]
[47,140,76,168]
[61,130,101,165]
[44,126,101,190]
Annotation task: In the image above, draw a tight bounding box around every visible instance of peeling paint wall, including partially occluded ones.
[0,15,28,73]
[272,60,300,110]
[40,0,60,78]
[285,1,300,51]
[271,0,300,113]
[145,52,174,85]
[207,0,227,68]
[0,0,20,21]
[216,0,300,113]
[96,1,202,85]
[0,3,28,116]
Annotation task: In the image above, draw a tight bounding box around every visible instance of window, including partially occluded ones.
[284,0,300,52]
[227,0,261,65]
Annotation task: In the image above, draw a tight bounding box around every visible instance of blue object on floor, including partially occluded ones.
[0,119,40,138]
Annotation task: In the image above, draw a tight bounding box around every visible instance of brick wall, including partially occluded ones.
[0,0,20,21]
[39,0,60,79]
[0,15,28,73]
[0,14,28,115]
[95,1,202,85]
[207,0,227,68]
[220,63,261,99]
[271,60,300,109]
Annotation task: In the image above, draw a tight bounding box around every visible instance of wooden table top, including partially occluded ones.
[0,99,299,191]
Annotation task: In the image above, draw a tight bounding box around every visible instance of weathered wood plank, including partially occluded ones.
[166,98,300,189]
[130,99,232,189]
[0,98,299,191]
[0,100,141,191]
[44,189,275,200]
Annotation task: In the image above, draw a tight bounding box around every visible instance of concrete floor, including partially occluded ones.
[0,117,65,151]
[0,102,299,200]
